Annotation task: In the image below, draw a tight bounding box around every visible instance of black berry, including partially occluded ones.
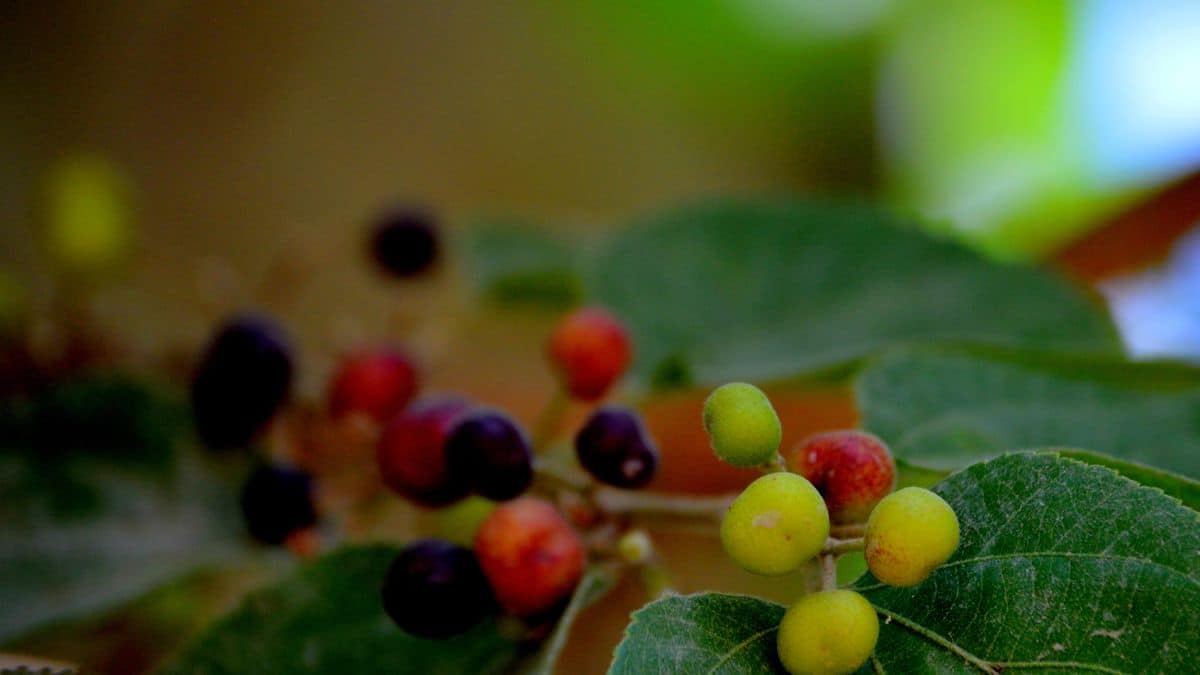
[369,207,439,278]
[445,411,533,501]
[381,539,495,639]
[190,315,293,449]
[240,463,317,545]
[574,406,658,488]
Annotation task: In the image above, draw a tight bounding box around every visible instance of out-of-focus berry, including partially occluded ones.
[445,411,533,501]
[327,347,418,423]
[240,463,317,545]
[377,396,471,506]
[369,206,439,278]
[574,406,658,488]
[546,307,632,401]
[381,539,495,639]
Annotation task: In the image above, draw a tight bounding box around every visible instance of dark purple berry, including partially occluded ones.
[240,463,317,545]
[445,411,533,501]
[190,315,293,449]
[381,539,495,639]
[574,406,658,488]
[369,206,439,278]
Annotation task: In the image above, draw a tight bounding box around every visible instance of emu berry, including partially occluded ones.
[720,472,829,576]
[786,430,896,524]
[574,407,658,488]
[327,347,418,423]
[369,206,439,278]
[191,315,293,449]
[381,540,495,639]
[240,463,317,546]
[777,590,879,675]
[702,382,781,467]
[546,307,632,401]
[377,397,471,506]
[865,487,959,587]
[445,411,533,501]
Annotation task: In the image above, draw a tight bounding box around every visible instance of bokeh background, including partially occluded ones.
[3,1,1200,672]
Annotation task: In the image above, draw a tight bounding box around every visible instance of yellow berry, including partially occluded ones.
[865,486,959,587]
[434,496,496,547]
[777,590,879,675]
[44,154,135,275]
[703,382,781,467]
[720,473,829,576]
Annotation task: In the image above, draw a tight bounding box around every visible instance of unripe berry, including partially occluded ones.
[44,154,134,276]
[546,307,632,401]
[240,464,317,545]
[720,473,829,576]
[381,539,495,639]
[574,407,658,488]
[327,347,418,423]
[473,497,585,618]
[369,206,439,278]
[435,496,497,547]
[191,315,293,450]
[865,487,960,587]
[777,590,879,675]
[702,383,781,467]
[445,411,534,501]
[785,431,896,524]
[377,397,471,506]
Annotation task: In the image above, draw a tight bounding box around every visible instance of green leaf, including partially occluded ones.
[159,545,522,675]
[0,375,245,643]
[857,347,1200,475]
[608,453,1200,674]
[1054,449,1200,511]
[588,199,1118,387]
[461,220,584,309]
[519,566,617,674]
[608,593,786,674]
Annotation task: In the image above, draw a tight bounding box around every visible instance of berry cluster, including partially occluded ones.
[703,382,960,675]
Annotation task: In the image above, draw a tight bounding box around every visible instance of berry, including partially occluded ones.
[327,347,418,423]
[381,539,495,639]
[546,307,632,401]
[445,411,533,501]
[45,154,134,276]
[777,590,879,675]
[702,382,781,468]
[720,473,829,576]
[240,463,317,545]
[574,407,658,488]
[785,431,896,524]
[369,206,439,278]
[473,497,585,617]
[435,496,497,547]
[377,397,471,506]
[191,315,293,449]
[865,487,960,587]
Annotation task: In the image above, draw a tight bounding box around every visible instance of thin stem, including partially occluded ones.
[592,488,734,519]
[533,460,592,492]
[820,553,838,590]
[830,523,866,539]
[531,388,569,452]
[822,537,865,556]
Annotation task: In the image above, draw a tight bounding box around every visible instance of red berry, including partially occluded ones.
[785,430,895,524]
[546,307,632,401]
[473,497,585,618]
[328,348,418,423]
[377,397,470,506]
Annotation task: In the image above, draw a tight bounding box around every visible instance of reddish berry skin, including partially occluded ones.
[473,497,585,618]
[377,397,471,506]
[546,307,632,401]
[785,430,896,525]
[327,348,418,423]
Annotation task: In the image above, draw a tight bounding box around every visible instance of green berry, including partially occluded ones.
[865,487,960,587]
[777,590,879,675]
[720,473,829,576]
[702,382,781,467]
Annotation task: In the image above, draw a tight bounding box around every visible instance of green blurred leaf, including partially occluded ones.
[461,221,584,310]
[588,199,1118,388]
[857,347,1200,475]
[159,545,522,675]
[609,453,1200,674]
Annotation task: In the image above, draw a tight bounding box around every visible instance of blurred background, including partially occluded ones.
[3,1,1200,672]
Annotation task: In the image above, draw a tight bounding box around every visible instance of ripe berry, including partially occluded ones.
[785,431,896,525]
[445,411,533,501]
[327,347,418,423]
[720,473,829,576]
[777,590,879,675]
[865,487,960,587]
[473,497,585,617]
[377,397,471,506]
[574,407,658,488]
[240,463,317,545]
[369,206,439,278]
[381,539,495,639]
[702,382,781,468]
[191,315,293,449]
[546,307,632,401]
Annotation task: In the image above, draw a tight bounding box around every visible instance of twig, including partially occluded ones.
[592,488,735,519]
